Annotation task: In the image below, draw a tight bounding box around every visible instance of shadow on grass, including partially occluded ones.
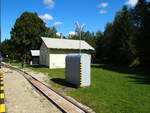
[26,64,48,68]
[92,64,150,85]
[51,78,77,88]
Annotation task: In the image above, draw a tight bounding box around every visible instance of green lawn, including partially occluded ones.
[5,62,150,113]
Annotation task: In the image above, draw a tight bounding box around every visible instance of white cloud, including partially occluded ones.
[98,3,109,8]
[126,0,138,6]
[43,0,55,9]
[53,22,63,26]
[39,14,53,21]
[99,10,108,14]
[69,31,77,36]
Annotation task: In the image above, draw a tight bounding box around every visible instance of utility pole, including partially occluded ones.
[0,0,1,44]
[0,0,1,68]
[75,22,86,54]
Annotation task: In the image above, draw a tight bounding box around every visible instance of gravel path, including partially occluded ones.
[1,67,62,113]
[23,68,50,86]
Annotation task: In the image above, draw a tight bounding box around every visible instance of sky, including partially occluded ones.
[1,0,141,41]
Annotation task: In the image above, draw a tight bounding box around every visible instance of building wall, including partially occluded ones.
[40,43,49,66]
[49,54,66,68]
[32,56,39,64]
[49,49,91,69]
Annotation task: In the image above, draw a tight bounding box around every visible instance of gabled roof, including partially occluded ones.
[41,37,95,50]
[31,50,40,56]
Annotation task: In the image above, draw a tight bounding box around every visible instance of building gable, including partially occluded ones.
[40,42,49,54]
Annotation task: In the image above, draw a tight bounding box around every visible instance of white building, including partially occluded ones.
[30,50,40,65]
[40,37,94,69]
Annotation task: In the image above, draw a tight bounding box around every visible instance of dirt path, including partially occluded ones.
[24,68,50,86]
[1,67,62,113]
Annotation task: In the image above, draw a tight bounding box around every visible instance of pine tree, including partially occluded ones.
[97,6,135,65]
[132,0,150,67]
[10,12,47,61]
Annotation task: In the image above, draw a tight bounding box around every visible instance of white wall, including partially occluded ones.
[49,54,67,69]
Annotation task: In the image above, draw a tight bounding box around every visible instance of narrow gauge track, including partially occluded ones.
[2,63,92,113]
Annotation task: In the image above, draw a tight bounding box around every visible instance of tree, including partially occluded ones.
[132,0,150,67]
[109,6,135,65]
[96,6,136,65]
[0,39,11,56]
[101,23,114,63]
[10,12,47,61]
[44,27,58,38]
[69,31,97,48]
[95,30,104,62]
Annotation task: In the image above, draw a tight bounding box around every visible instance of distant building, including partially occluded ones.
[30,50,40,65]
[40,37,94,69]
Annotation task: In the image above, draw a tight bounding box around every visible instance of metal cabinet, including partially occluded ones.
[66,54,91,87]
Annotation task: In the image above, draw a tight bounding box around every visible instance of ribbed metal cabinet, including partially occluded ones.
[66,54,91,87]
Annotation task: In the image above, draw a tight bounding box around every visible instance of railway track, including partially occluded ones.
[2,63,93,113]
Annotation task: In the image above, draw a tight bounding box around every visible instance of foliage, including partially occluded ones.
[96,0,150,67]
[109,6,135,65]
[1,12,59,61]
[44,27,59,38]
[96,23,114,63]
[9,12,47,61]
[96,13,136,65]
[132,0,150,67]
[0,39,15,58]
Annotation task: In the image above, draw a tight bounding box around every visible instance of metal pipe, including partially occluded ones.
[79,30,81,54]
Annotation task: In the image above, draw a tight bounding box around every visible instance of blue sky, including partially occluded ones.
[1,0,141,41]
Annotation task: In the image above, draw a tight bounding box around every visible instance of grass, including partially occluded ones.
[6,62,22,68]
[26,65,66,88]
[68,64,150,113]
[5,62,150,113]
